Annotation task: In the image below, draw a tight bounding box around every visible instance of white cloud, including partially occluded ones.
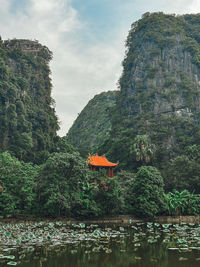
[1,0,200,136]
[0,0,124,136]
[0,0,85,135]
[187,0,200,13]
[50,38,123,133]
[156,0,200,14]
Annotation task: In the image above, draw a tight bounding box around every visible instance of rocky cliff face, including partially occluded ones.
[3,39,50,55]
[66,91,116,156]
[104,13,200,168]
[0,39,59,163]
[122,37,200,118]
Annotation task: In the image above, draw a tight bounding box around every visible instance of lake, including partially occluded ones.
[0,221,200,266]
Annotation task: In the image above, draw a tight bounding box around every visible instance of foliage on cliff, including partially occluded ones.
[66,91,116,156]
[0,39,59,163]
[98,13,200,190]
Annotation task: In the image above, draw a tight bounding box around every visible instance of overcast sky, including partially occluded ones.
[0,0,200,135]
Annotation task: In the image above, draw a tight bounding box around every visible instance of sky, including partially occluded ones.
[0,0,200,136]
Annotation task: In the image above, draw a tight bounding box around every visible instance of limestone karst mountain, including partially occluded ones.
[66,91,116,156]
[99,13,200,172]
[0,39,59,163]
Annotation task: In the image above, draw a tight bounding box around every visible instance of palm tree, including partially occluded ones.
[130,135,155,163]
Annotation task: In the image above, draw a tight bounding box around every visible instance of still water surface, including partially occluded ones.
[0,221,200,267]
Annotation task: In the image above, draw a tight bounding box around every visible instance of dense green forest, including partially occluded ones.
[0,150,199,218]
[1,13,200,219]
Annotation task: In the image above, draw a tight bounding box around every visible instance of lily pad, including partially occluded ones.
[177,239,187,244]
[162,224,171,229]
[5,256,15,260]
[79,223,85,228]
[5,232,11,237]
[7,262,17,266]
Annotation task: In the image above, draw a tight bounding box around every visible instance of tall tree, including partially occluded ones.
[132,166,167,218]
[130,135,155,164]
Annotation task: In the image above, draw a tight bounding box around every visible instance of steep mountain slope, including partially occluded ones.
[66,91,116,156]
[0,39,59,163]
[101,12,200,169]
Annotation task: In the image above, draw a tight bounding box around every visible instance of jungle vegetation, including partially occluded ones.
[0,39,59,164]
[1,13,200,219]
[97,13,200,195]
[0,150,199,219]
[66,91,116,157]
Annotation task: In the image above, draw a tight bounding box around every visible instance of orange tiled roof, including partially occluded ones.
[87,153,118,167]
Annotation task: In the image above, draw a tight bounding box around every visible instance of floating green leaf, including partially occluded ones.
[162,224,170,229]
[56,222,62,226]
[5,232,11,237]
[5,256,15,260]
[7,262,17,266]
[79,223,85,228]
[147,223,153,229]
[20,236,26,242]
[49,223,54,228]
[177,239,187,244]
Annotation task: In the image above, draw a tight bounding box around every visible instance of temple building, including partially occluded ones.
[87,153,118,178]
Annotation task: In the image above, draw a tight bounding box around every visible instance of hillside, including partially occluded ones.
[0,39,59,163]
[66,91,116,156]
[98,13,200,176]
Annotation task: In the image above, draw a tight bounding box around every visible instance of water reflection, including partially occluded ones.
[0,222,200,266]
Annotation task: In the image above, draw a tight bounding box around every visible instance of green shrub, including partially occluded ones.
[132,166,167,218]
[0,152,38,217]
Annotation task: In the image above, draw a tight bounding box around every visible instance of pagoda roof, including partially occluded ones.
[87,153,118,167]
